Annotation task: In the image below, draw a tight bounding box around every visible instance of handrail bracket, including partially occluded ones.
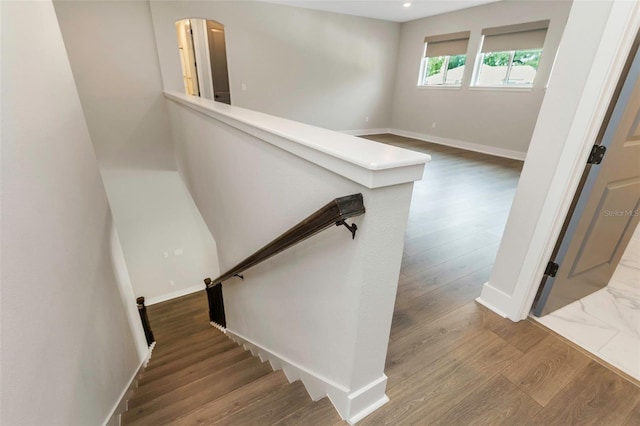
[336,220,358,239]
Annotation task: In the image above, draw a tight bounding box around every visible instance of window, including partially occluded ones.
[418,31,470,87]
[474,20,549,87]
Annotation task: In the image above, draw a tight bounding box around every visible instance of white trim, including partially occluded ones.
[165,92,428,189]
[103,343,154,426]
[226,329,388,424]
[388,128,527,161]
[468,86,534,92]
[475,286,510,318]
[340,128,390,136]
[416,85,462,90]
[209,321,227,334]
[145,284,203,306]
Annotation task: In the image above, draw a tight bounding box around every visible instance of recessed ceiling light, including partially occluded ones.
[403,2,412,7]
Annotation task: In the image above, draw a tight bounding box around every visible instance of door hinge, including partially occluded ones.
[544,261,559,277]
[587,145,606,164]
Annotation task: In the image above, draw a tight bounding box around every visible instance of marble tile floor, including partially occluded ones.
[534,226,640,380]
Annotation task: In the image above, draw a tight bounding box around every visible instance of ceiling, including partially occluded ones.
[263,0,501,23]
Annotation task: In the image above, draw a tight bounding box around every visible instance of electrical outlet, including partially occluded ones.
[365,116,369,122]
[432,122,436,129]
[163,252,169,258]
[241,83,247,91]
[169,280,175,287]
[174,248,184,256]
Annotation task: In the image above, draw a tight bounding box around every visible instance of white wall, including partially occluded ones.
[390,0,573,156]
[165,92,427,422]
[54,0,220,303]
[53,0,175,171]
[1,1,143,424]
[149,0,400,132]
[102,170,220,303]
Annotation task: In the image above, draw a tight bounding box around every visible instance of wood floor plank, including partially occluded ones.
[434,374,543,425]
[362,329,522,425]
[385,302,487,380]
[273,397,343,426]
[624,398,640,425]
[533,361,640,425]
[390,266,493,337]
[480,306,548,353]
[502,335,592,406]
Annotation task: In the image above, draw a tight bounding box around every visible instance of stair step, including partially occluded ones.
[151,312,210,334]
[123,356,274,425]
[140,339,238,383]
[130,346,250,407]
[147,331,229,363]
[170,369,290,425]
[211,380,311,425]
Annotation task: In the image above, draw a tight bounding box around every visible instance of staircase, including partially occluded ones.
[122,291,341,425]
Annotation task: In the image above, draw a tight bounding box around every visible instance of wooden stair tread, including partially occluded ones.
[124,356,274,425]
[130,346,250,407]
[171,369,291,425]
[211,380,311,425]
[142,338,236,375]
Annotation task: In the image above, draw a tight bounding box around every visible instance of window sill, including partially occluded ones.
[468,86,534,92]
[416,85,462,90]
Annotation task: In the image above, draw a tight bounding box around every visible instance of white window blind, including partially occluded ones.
[481,20,549,53]
[424,31,471,57]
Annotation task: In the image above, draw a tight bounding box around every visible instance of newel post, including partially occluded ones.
[136,297,155,346]
[204,278,226,327]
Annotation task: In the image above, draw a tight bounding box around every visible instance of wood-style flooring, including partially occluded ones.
[122,134,640,425]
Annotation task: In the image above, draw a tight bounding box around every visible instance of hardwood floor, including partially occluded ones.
[122,134,640,425]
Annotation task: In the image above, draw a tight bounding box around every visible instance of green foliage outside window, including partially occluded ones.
[426,55,466,78]
[483,49,542,69]
[427,56,445,77]
[447,55,466,70]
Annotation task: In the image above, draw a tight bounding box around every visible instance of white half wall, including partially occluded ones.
[1,1,143,424]
[149,0,400,131]
[390,0,572,154]
[164,92,427,422]
[479,0,640,320]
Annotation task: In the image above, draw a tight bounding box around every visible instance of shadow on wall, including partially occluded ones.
[102,169,221,305]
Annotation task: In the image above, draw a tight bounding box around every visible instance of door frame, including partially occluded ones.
[532,36,640,316]
[478,0,640,321]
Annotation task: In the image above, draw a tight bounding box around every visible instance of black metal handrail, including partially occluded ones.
[207,193,365,289]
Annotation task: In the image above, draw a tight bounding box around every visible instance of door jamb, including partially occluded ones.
[479,0,640,321]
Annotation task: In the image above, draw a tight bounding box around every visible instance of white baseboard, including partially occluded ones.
[209,321,227,334]
[103,342,155,426]
[477,282,514,319]
[145,284,203,306]
[226,329,388,424]
[340,128,390,136]
[388,128,527,161]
